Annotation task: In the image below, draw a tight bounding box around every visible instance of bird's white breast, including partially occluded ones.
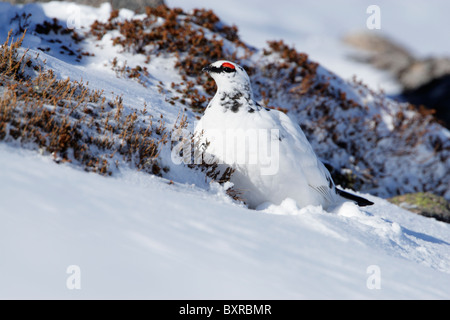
[195,106,336,209]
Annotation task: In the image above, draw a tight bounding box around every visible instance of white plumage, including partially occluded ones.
[195,60,373,209]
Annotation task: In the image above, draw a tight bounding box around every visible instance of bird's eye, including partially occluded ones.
[221,62,236,73]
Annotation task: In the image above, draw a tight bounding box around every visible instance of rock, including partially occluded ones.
[6,0,166,12]
[389,192,450,223]
[342,32,414,78]
[402,74,450,128]
[343,32,450,129]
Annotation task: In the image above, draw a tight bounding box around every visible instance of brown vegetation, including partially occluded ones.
[90,5,251,112]
[0,30,168,176]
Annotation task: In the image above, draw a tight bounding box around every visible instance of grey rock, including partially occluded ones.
[343,32,450,128]
[343,32,414,77]
[342,32,450,89]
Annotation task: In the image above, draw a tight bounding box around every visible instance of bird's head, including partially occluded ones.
[203,60,252,94]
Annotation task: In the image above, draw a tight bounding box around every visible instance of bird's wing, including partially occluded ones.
[275,110,336,203]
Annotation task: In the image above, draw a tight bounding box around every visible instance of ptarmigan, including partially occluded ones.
[195,60,373,210]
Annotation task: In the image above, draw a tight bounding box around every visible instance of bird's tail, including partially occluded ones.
[336,188,374,207]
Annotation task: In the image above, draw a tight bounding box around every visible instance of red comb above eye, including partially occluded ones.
[221,62,235,69]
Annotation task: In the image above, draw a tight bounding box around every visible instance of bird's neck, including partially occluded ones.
[211,85,257,113]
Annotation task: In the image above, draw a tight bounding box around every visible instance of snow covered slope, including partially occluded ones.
[2,143,450,299]
[1,2,450,299]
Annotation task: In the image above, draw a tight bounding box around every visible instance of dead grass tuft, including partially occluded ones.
[0,30,30,80]
[0,30,168,176]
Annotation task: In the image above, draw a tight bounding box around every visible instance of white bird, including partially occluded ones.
[195,60,373,210]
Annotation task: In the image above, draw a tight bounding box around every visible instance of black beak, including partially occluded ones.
[202,65,212,73]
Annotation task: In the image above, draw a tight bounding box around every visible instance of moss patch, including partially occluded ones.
[389,192,450,223]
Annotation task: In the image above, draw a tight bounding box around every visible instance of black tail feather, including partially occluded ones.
[336,188,374,207]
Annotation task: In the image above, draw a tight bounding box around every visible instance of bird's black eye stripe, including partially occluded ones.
[207,66,236,73]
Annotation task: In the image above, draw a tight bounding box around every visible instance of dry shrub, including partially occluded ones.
[0,30,168,176]
[89,5,251,112]
[0,30,30,79]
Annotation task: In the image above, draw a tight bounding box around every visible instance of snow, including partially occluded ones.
[1,1,450,299]
[2,143,450,299]
[2,142,450,299]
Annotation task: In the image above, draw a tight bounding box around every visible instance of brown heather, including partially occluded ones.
[90,4,251,112]
[0,30,168,176]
